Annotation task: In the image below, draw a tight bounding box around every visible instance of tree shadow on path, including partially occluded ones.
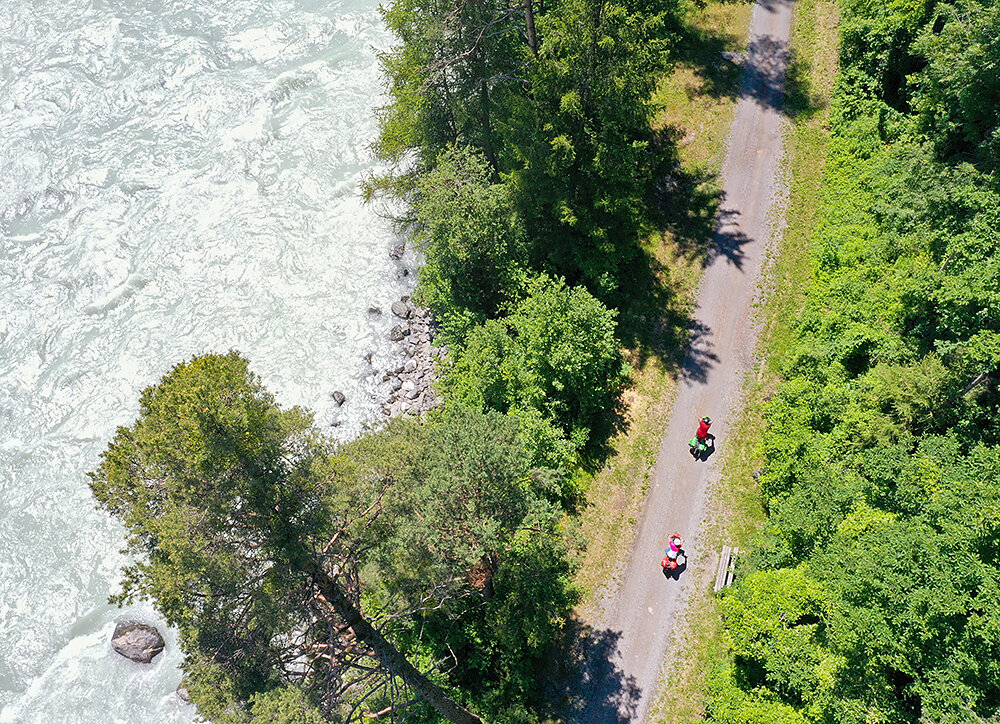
[679,318,721,385]
[667,0,822,118]
[546,621,642,724]
[552,0,819,719]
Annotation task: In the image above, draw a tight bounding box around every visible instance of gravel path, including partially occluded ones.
[567,0,794,720]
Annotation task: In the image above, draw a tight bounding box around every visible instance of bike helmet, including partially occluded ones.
[701,416,711,423]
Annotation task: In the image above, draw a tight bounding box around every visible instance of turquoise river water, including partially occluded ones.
[0,0,408,720]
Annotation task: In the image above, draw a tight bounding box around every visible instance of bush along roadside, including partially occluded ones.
[708,0,1000,720]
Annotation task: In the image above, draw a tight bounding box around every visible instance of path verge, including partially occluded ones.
[647,0,841,719]
[572,0,754,617]
[563,0,796,719]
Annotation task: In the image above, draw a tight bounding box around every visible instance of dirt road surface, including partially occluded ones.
[567,0,794,720]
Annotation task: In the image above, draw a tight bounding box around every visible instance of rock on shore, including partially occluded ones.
[376,297,445,419]
[111,621,165,664]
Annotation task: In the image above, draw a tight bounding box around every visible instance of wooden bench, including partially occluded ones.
[714,545,740,592]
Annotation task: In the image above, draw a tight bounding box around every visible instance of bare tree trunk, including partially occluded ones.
[313,568,484,724]
[524,0,538,56]
[480,81,500,178]
[939,250,956,272]
[962,369,992,397]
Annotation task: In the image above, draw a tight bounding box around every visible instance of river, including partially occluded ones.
[0,0,404,720]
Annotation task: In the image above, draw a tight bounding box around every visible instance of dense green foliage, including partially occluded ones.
[409,144,528,336]
[506,0,678,299]
[90,353,578,723]
[372,0,525,172]
[911,0,1000,171]
[711,0,1000,720]
[345,406,580,722]
[370,0,664,478]
[444,275,630,468]
[373,0,679,302]
[89,353,332,706]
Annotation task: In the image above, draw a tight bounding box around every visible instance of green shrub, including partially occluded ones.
[444,275,631,456]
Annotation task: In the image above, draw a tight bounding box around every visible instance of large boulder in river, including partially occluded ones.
[111,621,165,664]
[391,300,411,319]
[390,324,407,342]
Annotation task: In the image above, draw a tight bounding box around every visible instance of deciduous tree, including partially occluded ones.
[444,275,630,454]
[410,144,527,336]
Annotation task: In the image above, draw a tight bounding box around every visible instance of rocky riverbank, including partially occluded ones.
[368,296,446,419]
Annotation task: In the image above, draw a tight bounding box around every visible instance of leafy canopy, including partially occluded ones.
[444,274,630,458]
[712,0,1000,717]
[89,351,333,706]
[410,144,528,337]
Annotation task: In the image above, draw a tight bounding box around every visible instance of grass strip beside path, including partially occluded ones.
[648,0,841,720]
[571,0,756,609]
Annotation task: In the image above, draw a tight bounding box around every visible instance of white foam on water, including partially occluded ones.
[0,0,409,720]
